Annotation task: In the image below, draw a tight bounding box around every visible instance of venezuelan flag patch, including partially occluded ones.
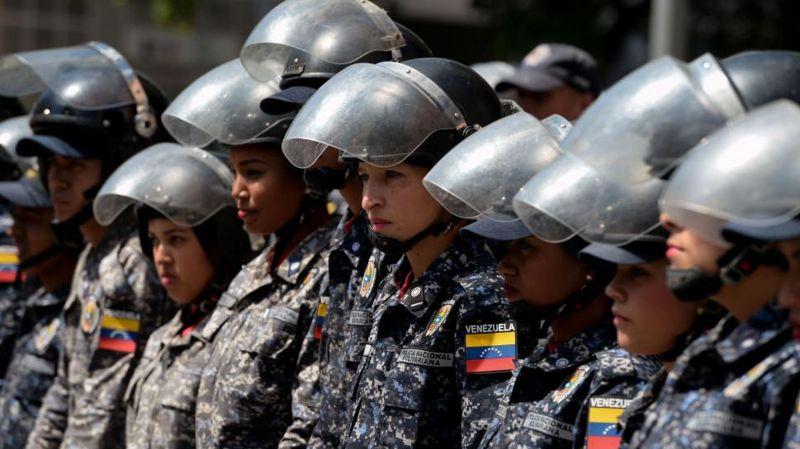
[0,246,18,283]
[465,322,516,374]
[313,302,328,340]
[586,397,631,449]
[97,310,140,353]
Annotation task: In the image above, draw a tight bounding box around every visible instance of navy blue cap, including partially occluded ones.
[260,86,317,115]
[497,43,600,96]
[462,218,533,241]
[722,219,800,243]
[16,135,93,159]
[0,177,51,208]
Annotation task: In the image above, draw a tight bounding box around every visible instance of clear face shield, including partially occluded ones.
[559,54,746,184]
[162,59,289,147]
[282,61,467,168]
[422,112,568,221]
[660,100,800,246]
[512,151,666,245]
[93,143,234,227]
[240,0,404,82]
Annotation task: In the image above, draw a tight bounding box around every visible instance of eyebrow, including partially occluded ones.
[236,159,269,166]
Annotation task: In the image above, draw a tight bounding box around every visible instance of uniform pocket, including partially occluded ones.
[238,306,299,360]
[160,366,202,413]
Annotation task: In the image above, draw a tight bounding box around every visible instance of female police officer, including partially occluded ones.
[91,143,253,449]
[282,57,515,449]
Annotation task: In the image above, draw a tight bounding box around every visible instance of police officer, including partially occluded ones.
[0,116,39,387]
[496,43,599,120]
[0,42,174,449]
[622,100,800,449]
[283,57,516,449]
[270,4,433,446]
[424,110,657,449]
[89,143,253,449]
[163,51,339,447]
[0,170,77,448]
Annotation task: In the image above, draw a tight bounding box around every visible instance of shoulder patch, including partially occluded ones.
[97,309,140,353]
[587,396,630,449]
[686,411,763,440]
[465,322,516,374]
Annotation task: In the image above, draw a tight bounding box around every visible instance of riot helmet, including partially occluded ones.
[0,42,171,245]
[163,58,292,148]
[659,100,800,300]
[0,116,35,180]
[423,111,568,222]
[240,0,432,89]
[94,143,254,289]
[284,57,502,256]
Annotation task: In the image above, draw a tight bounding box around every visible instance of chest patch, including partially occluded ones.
[464,322,516,374]
[397,348,454,368]
[313,302,328,340]
[686,411,763,440]
[723,359,771,398]
[552,365,590,404]
[80,298,100,334]
[523,413,575,441]
[359,255,378,298]
[425,303,452,337]
[34,318,60,353]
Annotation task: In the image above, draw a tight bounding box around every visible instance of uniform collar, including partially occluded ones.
[274,215,339,284]
[393,236,474,318]
[525,318,617,372]
[715,301,790,364]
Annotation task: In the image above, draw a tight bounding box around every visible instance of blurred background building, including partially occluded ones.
[0,0,798,98]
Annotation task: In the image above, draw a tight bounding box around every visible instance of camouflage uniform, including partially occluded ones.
[307,214,399,449]
[0,280,38,387]
[613,366,664,445]
[782,394,800,449]
[0,285,69,449]
[26,222,171,449]
[341,236,515,449]
[476,321,659,449]
[195,217,338,449]
[124,295,218,449]
[626,304,800,449]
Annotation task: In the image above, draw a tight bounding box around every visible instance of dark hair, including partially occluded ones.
[136,205,254,292]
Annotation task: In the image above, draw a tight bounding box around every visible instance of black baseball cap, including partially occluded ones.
[497,43,600,96]
[0,176,51,209]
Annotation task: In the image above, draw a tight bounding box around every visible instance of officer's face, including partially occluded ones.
[230,146,306,235]
[47,155,102,222]
[498,236,588,306]
[148,218,215,305]
[777,239,800,339]
[606,260,698,355]
[8,206,57,272]
[359,163,447,241]
[517,86,594,121]
[660,213,725,275]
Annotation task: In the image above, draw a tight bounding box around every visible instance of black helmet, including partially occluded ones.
[721,50,800,110]
[1,42,170,179]
[240,0,433,89]
[282,57,502,169]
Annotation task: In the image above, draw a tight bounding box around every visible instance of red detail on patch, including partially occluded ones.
[587,436,622,449]
[740,260,751,271]
[343,214,359,235]
[466,357,515,374]
[98,338,137,353]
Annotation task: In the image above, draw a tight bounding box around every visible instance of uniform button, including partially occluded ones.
[352,242,361,252]
[741,338,755,348]
[556,358,569,367]
[411,287,422,297]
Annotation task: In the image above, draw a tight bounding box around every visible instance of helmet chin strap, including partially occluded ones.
[666,241,783,302]
[367,215,459,260]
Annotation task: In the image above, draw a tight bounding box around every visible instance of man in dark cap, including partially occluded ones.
[497,43,600,120]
